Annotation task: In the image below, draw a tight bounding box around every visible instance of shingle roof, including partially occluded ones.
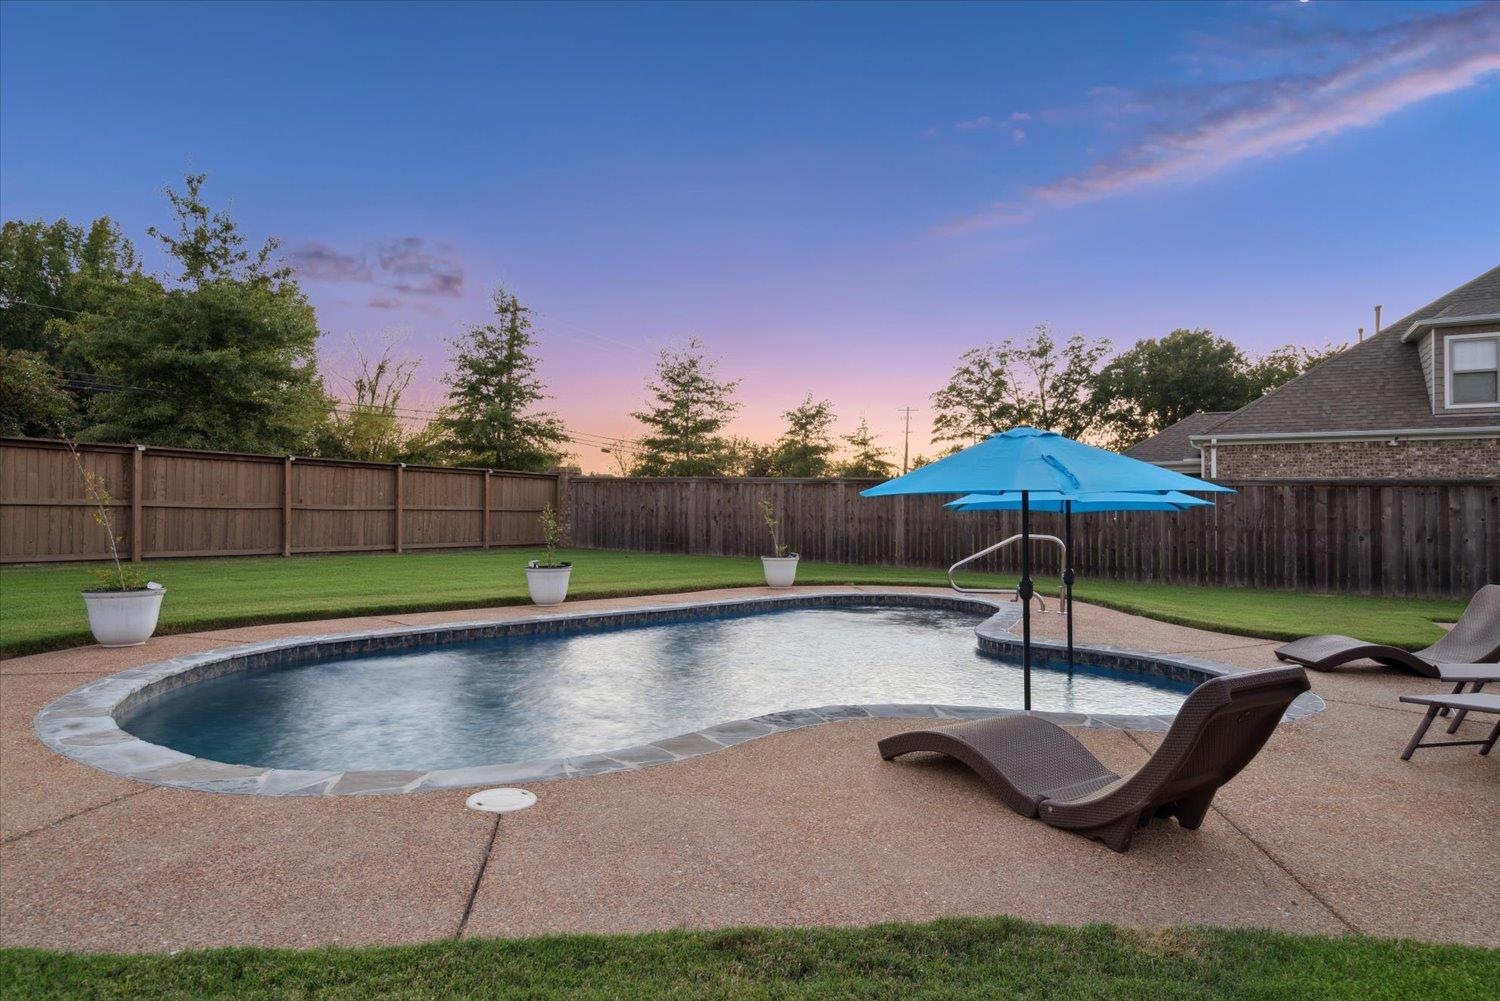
[1124,412,1230,463]
[1204,265,1500,437]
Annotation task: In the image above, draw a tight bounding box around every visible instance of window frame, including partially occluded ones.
[1444,331,1500,409]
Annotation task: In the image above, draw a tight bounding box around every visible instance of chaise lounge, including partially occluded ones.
[877,667,1310,852]
[1273,584,1500,677]
[1398,691,1500,760]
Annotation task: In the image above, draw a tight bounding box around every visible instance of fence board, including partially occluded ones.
[1,438,558,562]
[5,436,1494,597]
[569,475,1499,598]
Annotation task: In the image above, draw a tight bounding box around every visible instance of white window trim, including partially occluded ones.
[1444,331,1500,410]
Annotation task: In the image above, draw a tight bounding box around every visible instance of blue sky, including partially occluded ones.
[3,0,1497,468]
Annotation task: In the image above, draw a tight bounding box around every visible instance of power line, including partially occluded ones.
[0,297,91,316]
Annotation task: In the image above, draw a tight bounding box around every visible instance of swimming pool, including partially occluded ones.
[119,603,1192,773]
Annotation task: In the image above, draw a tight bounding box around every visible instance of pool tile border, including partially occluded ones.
[33,591,1323,797]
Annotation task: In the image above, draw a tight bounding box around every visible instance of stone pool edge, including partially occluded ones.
[33,590,1325,797]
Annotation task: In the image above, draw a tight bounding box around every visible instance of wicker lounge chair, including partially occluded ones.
[1274,584,1500,677]
[877,667,1309,852]
[1398,691,1500,760]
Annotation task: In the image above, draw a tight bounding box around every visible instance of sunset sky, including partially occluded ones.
[3,1,1498,471]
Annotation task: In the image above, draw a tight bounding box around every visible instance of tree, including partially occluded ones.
[1092,329,1343,448]
[770,394,838,476]
[1091,329,1247,448]
[838,417,895,478]
[930,325,1108,448]
[0,348,76,436]
[723,436,775,477]
[147,173,282,285]
[319,341,423,462]
[1243,342,1344,399]
[0,216,139,361]
[438,287,569,471]
[630,339,741,476]
[58,174,331,452]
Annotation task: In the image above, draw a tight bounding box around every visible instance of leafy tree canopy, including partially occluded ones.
[438,287,569,471]
[1243,342,1344,400]
[770,394,838,477]
[55,174,330,452]
[0,348,76,437]
[630,339,741,476]
[1093,329,1342,448]
[722,436,775,477]
[931,325,1109,448]
[0,216,139,362]
[839,417,895,478]
[147,173,285,286]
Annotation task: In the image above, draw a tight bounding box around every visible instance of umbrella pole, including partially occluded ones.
[1064,500,1075,670]
[1020,490,1032,712]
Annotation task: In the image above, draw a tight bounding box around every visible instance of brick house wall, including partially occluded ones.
[1211,437,1500,480]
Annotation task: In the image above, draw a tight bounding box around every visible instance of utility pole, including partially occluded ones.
[897,406,918,473]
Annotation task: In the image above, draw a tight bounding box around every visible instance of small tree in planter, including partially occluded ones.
[68,443,166,646]
[524,504,572,605]
[758,498,799,587]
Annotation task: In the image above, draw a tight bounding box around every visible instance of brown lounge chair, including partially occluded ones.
[1430,663,1498,732]
[1398,691,1500,760]
[1273,584,1500,677]
[877,667,1309,852]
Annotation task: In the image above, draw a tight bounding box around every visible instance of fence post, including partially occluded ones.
[395,463,406,554]
[282,457,293,557]
[482,470,492,548]
[130,445,144,562]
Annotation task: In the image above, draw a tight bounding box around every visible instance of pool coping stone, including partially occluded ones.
[33,590,1324,797]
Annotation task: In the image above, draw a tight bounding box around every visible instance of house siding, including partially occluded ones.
[1212,438,1500,480]
[1434,326,1500,417]
[1418,331,1434,410]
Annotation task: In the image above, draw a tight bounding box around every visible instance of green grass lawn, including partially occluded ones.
[0,548,1466,657]
[3,917,1494,1000]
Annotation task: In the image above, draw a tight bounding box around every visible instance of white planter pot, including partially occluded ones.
[525,564,573,606]
[761,554,799,588]
[81,588,165,647]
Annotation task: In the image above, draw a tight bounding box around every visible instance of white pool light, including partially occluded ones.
[466,788,537,813]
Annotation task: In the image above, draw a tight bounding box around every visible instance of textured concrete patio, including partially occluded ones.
[2,587,1495,953]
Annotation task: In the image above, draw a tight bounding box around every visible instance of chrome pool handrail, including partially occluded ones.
[948,533,1066,611]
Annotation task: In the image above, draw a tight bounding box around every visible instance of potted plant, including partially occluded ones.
[69,444,165,647]
[758,499,798,588]
[524,504,572,605]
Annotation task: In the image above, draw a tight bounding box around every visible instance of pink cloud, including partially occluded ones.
[932,201,1033,237]
[946,5,1500,231]
[950,110,1033,133]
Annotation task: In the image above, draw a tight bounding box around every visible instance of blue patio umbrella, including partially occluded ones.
[944,490,1213,669]
[944,490,1212,513]
[860,427,1229,710]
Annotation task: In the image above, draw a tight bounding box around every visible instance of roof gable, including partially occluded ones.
[1205,265,1500,438]
[1123,412,1229,462]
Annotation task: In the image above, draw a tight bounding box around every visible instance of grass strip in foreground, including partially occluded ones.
[2,917,1494,1000]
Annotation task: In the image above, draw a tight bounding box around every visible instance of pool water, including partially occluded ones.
[120,605,1191,772]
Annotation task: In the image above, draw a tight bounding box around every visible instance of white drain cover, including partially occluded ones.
[466,788,537,813]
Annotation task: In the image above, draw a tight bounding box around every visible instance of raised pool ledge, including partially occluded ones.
[34,590,1324,798]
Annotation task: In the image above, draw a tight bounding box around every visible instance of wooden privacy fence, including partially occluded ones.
[570,476,1499,598]
[4,436,1495,598]
[0,437,560,563]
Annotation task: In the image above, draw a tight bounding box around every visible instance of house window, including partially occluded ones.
[1448,334,1499,406]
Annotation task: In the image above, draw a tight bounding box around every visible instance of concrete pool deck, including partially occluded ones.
[1,586,1495,952]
